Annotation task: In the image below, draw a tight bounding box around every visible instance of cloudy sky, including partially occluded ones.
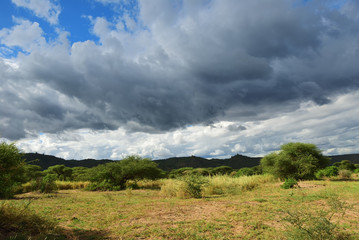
[1,0,359,160]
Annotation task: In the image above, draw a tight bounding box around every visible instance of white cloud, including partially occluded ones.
[15,90,359,159]
[0,18,46,52]
[12,0,61,25]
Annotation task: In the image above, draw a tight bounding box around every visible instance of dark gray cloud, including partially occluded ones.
[1,0,359,140]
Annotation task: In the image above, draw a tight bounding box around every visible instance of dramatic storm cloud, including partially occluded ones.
[1,0,359,158]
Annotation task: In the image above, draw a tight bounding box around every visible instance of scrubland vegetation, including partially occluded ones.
[1,142,359,239]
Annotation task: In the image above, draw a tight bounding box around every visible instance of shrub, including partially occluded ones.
[211,166,234,175]
[338,170,352,180]
[182,175,208,198]
[87,155,164,190]
[40,174,58,193]
[261,142,329,180]
[0,142,27,198]
[281,178,298,189]
[44,165,73,181]
[315,166,339,179]
[282,195,352,240]
[334,160,355,171]
[235,166,262,177]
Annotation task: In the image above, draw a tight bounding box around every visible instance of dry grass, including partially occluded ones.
[2,178,358,239]
[55,181,90,190]
[203,174,277,196]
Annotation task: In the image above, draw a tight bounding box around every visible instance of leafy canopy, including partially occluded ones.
[88,155,164,190]
[260,142,329,180]
[0,142,27,198]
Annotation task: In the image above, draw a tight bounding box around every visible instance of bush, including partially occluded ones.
[182,175,208,198]
[338,170,352,180]
[333,160,355,171]
[282,195,352,240]
[87,155,164,190]
[40,174,58,193]
[261,142,329,180]
[315,166,339,179]
[211,166,234,175]
[44,165,73,181]
[0,142,28,199]
[281,178,298,189]
[235,166,262,177]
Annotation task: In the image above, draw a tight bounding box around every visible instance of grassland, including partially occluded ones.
[1,176,359,239]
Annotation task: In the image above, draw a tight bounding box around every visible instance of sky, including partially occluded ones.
[1,0,359,160]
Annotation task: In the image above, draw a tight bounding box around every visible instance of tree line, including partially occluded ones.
[1,142,359,199]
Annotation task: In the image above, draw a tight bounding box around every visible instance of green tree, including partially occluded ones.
[0,142,27,198]
[23,164,43,182]
[71,167,90,181]
[211,166,233,175]
[44,165,73,181]
[315,166,339,179]
[261,142,329,180]
[88,155,164,190]
[333,160,355,171]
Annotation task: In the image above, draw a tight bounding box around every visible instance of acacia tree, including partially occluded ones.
[88,155,164,190]
[0,142,26,198]
[260,142,329,180]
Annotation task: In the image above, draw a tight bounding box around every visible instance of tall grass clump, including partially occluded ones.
[0,201,57,239]
[338,170,352,180]
[203,174,276,196]
[161,174,276,198]
[160,179,187,198]
[160,175,208,199]
[55,181,90,190]
[126,179,165,190]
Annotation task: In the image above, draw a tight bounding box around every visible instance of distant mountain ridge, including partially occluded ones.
[24,153,359,171]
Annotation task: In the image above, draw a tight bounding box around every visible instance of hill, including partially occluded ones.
[24,153,113,170]
[155,155,261,171]
[24,153,359,171]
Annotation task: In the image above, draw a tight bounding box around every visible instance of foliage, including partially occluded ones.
[87,155,164,190]
[282,195,352,240]
[71,166,90,181]
[261,142,329,180]
[23,164,43,182]
[182,175,208,198]
[40,174,58,193]
[281,178,298,189]
[44,164,73,181]
[315,166,339,179]
[333,160,356,171]
[211,166,234,175]
[235,166,262,177]
[168,167,195,178]
[0,142,27,199]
